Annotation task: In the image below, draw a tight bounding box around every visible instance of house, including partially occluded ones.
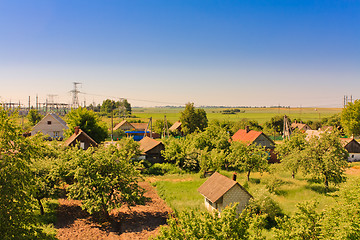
[64,127,97,150]
[139,136,165,164]
[31,113,68,139]
[113,120,135,131]
[231,126,278,163]
[169,121,183,135]
[198,172,252,214]
[291,121,312,132]
[341,138,360,162]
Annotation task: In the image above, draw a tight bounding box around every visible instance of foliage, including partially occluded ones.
[65,107,108,143]
[0,109,51,239]
[322,113,342,130]
[275,130,308,178]
[227,142,269,181]
[153,204,266,240]
[27,109,42,126]
[263,115,285,136]
[275,201,323,240]
[180,102,208,135]
[264,176,287,194]
[153,119,172,135]
[67,143,146,218]
[302,131,348,190]
[143,163,184,175]
[341,99,360,136]
[101,98,132,116]
[248,189,284,229]
[199,148,227,173]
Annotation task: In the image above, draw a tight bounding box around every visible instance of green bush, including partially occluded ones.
[144,163,184,175]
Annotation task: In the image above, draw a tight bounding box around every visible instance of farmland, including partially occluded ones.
[115,107,341,124]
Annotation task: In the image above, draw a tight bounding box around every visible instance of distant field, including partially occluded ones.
[124,107,341,125]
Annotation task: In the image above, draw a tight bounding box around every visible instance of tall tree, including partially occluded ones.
[341,99,360,136]
[227,142,269,181]
[302,131,348,191]
[65,107,108,143]
[180,102,208,135]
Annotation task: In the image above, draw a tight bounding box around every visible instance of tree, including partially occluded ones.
[153,119,172,135]
[0,109,41,239]
[275,130,308,178]
[180,102,208,135]
[230,119,263,135]
[263,116,284,136]
[341,99,360,136]
[100,99,116,114]
[67,141,146,218]
[27,109,42,126]
[275,201,323,240]
[65,107,108,143]
[154,204,266,240]
[302,131,348,191]
[100,99,132,116]
[227,142,269,181]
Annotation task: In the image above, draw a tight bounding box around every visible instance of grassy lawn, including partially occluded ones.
[34,199,59,239]
[147,166,359,216]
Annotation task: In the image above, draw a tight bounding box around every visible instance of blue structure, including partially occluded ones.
[125,130,150,141]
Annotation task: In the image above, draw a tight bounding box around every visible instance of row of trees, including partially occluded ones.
[0,109,146,239]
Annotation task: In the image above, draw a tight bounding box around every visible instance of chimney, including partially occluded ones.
[75,126,80,135]
[232,172,237,181]
[245,126,250,133]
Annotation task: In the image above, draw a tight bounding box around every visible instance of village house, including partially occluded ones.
[139,136,165,164]
[64,127,97,150]
[231,126,278,163]
[198,172,252,214]
[169,121,183,135]
[291,121,312,132]
[112,120,159,141]
[31,113,68,139]
[341,138,360,162]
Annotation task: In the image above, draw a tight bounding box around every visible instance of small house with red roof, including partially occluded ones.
[64,127,98,150]
[139,137,165,164]
[198,172,252,214]
[231,126,278,163]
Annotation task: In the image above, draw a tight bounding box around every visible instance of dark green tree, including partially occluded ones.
[341,99,360,136]
[263,115,285,136]
[65,107,108,143]
[27,109,42,126]
[179,102,208,135]
[100,99,116,114]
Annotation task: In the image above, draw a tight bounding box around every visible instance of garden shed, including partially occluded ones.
[341,138,360,162]
[139,136,165,164]
[64,127,97,150]
[198,172,252,215]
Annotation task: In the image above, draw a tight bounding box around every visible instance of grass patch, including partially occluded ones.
[34,199,59,238]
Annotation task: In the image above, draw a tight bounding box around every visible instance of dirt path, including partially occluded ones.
[55,182,171,240]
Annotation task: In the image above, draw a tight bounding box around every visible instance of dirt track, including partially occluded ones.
[55,182,171,240]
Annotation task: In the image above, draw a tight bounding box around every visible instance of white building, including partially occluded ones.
[31,113,68,139]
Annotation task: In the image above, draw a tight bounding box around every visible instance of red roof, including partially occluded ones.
[231,129,263,145]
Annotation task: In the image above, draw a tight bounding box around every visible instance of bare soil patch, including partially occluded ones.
[346,167,360,176]
[55,182,171,240]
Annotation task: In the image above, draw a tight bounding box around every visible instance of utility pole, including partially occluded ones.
[70,82,81,109]
[283,115,292,140]
[163,115,169,138]
[111,110,114,142]
[36,94,38,110]
[28,96,31,112]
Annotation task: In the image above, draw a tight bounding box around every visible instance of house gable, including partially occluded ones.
[31,113,68,139]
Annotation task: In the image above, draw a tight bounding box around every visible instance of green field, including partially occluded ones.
[127,107,341,125]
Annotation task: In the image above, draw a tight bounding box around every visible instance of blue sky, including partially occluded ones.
[0,0,359,107]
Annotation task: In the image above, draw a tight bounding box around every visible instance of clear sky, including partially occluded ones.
[0,0,359,107]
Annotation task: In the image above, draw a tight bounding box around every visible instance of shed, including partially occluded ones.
[31,113,68,139]
[113,120,134,131]
[64,127,97,150]
[139,136,165,164]
[291,122,312,132]
[198,172,252,214]
[341,138,360,162]
[231,126,278,163]
[169,121,183,135]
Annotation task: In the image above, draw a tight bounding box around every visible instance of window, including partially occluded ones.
[80,142,85,149]
[47,121,52,125]
[54,131,59,137]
